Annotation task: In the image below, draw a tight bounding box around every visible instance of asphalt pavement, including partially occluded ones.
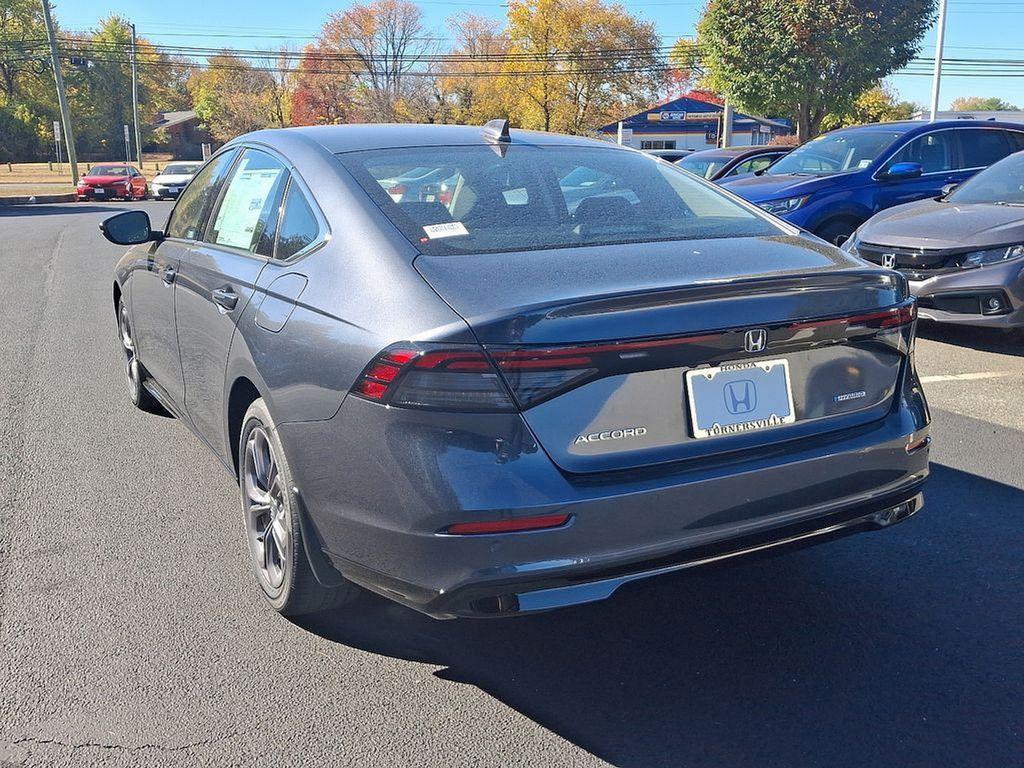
[1,202,1021,767]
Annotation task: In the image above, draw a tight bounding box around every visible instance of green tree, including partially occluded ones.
[697,0,935,142]
[949,96,1019,112]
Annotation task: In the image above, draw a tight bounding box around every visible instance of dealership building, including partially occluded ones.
[600,96,793,151]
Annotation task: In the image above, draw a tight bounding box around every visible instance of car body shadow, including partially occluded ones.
[918,320,1023,357]
[299,463,1022,767]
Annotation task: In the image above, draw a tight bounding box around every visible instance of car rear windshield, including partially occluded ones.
[947,150,1024,205]
[91,165,129,176]
[677,154,728,179]
[765,129,905,176]
[337,145,779,256]
[163,163,200,175]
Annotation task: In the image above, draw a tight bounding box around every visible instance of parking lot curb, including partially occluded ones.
[0,193,78,206]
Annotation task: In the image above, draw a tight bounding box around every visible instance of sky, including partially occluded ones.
[51,0,1024,112]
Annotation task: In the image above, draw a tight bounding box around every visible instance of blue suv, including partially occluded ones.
[720,120,1024,244]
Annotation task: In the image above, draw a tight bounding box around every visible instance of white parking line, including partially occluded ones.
[919,371,1019,384]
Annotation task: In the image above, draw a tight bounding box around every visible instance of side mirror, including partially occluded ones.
[99,210,162,245]
[940,182,958,198]
[883,161,924,180]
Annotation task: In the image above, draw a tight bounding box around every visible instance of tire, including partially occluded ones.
[815,218,861,247]
[239,398,358,616]
[117,296,165,415]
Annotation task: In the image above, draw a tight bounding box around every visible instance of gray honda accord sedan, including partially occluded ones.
[844,150,1024,329]
[102,122,930,619]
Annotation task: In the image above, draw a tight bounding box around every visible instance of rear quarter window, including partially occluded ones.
[959,129,1011,169]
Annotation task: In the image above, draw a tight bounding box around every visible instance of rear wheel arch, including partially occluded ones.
[228,377,263,475]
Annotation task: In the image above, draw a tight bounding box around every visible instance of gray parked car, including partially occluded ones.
[101,122,930,619]
[845,150,1024,329]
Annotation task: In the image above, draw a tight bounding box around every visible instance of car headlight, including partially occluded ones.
[963,244,1024,267]
[757,196,809,215]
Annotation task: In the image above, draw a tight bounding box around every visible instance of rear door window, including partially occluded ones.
[166,150,239,240]
[958,129,1011,169]
[889,131,956,174]
[206,149,289,255]
[1007,131,1024,153]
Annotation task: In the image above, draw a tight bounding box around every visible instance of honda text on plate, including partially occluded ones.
[102,122,930,619]
[721,120,1024,245]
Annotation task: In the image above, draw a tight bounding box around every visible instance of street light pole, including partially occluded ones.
[130,22,142,167]
[40,0,79,184]
[929,0,948,122]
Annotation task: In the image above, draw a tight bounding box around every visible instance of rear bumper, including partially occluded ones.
[150,185,182,198]
[277,363,930,619]
[416,486,925,617]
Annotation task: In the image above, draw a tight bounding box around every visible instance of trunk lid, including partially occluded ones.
[414,234,913,473]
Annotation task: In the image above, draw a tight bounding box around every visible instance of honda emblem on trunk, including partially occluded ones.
[882,253,897,269]
[744,328,768,354]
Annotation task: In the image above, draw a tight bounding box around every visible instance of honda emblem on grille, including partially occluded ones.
[743,328,768,354]
[882,253,897,269]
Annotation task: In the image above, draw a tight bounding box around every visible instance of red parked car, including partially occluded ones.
[77,164,148,201]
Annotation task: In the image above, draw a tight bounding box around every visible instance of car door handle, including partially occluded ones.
[161,265,176,285]
[212,286,238,311]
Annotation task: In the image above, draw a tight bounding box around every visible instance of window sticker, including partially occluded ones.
[422,221,469,239]
[213,161,284,250]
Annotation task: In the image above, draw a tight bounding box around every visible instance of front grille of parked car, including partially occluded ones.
[856,242,965,279]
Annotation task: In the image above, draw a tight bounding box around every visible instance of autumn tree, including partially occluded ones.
[949,96,1019,112]
[434,14,512,125]
[665,38,701,99]
[317,0,435,122]
[290,45,356,125]
[821,81,916,131]
[697,0,935,142]
[503,0,662,134]
[188,53,277,141]
[256,48,297,128]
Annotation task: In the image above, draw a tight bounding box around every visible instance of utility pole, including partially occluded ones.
[929,0,948,122]
[721,100,734,148]
[130,22,142,167]
[40,0,79,184]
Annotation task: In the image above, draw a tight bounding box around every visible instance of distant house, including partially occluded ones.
[599,96,793,151]
[149,110,214,159]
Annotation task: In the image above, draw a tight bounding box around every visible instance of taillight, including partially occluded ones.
[388,184,406,201]
[351,343,517,412]
[790,301,916,332]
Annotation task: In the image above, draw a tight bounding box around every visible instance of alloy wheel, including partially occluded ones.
[118,302,141,398]
[243,426,289,592]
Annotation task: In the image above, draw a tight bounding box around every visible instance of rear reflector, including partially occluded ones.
[445,513,570,535]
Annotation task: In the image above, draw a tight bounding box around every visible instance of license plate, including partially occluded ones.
[685,358,796,440]
[94,188,105,195]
